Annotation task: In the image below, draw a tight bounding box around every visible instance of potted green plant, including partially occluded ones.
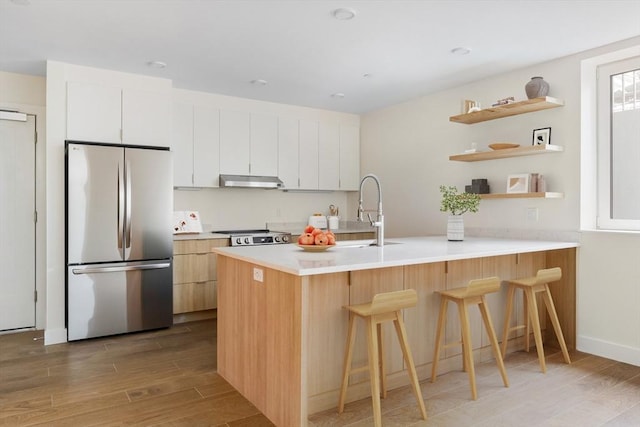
[439,185,481,241]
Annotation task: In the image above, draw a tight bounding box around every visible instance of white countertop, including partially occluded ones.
[211,236,579,276]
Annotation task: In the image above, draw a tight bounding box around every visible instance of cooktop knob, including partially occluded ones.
[282,235,289,243]
[244,237,251,244]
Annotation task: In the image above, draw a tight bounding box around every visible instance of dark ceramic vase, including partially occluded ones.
[525,76,549,99]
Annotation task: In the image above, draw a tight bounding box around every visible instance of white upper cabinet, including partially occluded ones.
[171,103,220,188]
[277,117,299,189]
[339,124,360,190]
[67,82,122,144]
[121,88,171,147]
[219,109,250,175]
[249,113,278,177]
[67,82,171,147]
[318,122,340,190]
[171,102,194,187]
[193,106,220,187]
[298,119,319,190]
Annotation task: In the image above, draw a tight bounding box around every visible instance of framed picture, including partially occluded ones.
[506,174,530,194]
[532,127,551,145]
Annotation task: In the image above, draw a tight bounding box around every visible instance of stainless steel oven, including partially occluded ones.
[212,229,291,246]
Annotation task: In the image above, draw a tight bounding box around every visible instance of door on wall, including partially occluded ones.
[0,111,36,331]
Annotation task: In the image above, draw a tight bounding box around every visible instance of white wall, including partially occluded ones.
[358,36,640,366]
[0,71,47,330]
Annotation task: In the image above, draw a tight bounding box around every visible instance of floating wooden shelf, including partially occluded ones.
[450,144,563,162]
[480,192,564,199]
[449,96,564,124]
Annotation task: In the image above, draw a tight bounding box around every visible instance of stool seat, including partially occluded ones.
[500,267,571,373]
[431,277,509,400]
[338,289,427,427]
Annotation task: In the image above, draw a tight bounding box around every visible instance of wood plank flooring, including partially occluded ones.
[1,319,639,426]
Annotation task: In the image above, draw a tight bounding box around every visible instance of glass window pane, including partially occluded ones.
[610,66,640,220]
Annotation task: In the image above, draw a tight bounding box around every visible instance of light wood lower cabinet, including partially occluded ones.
[173,238,229,314]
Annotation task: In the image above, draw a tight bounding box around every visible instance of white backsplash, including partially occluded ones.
[174,187,351,230]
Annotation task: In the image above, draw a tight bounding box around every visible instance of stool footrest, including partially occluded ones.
[348,366,370,375]
[443,341,463,350]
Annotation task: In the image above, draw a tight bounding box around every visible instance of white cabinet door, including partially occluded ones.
[219,109,250,175]
[67,82,122,144]
[193,106,220,187]
[319,122,340,190]
[298,119,319,190]
[171,102,194,187]
[250,113,278,176]
[339,124,360,190]
[278,117,299,189]
[122,88,171,147]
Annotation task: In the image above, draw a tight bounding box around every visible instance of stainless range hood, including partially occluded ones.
[219,174,284,189]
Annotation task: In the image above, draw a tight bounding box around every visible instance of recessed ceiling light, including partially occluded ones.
[332,8,356,20]
[451,47,471,56]
[251,79,268,86]
[147,61,167,69]
[331,92,345,98]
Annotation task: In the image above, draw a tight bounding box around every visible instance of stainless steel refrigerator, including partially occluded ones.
[65,141,173,341]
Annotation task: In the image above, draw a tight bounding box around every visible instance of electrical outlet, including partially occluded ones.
[253,267,264,282]
[526,207,539,221]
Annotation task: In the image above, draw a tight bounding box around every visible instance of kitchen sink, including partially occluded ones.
[336,241,402,248]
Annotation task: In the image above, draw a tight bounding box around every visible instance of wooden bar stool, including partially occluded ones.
[500,267,571,373]
[338,289,427,427]
[431,277,509,400]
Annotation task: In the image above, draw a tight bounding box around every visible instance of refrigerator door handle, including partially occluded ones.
[117,163,125,250]
[124,160,132,249]
[72,263,171,275]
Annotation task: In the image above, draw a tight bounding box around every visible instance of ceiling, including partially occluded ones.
[1,0,639,114]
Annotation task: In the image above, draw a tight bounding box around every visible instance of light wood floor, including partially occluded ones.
[1,319,639,426]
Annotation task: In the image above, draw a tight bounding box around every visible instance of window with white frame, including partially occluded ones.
[596,56,640,231]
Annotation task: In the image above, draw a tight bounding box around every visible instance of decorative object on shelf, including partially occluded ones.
[537,174,546,192]
[506,174,530,194]
[489,143,520,150]
[532,127,551,145]
[465,178,490,194]
[440,185,481,241]
[525,76,550,99]
[492,96,515,107]
[463,99,480,114]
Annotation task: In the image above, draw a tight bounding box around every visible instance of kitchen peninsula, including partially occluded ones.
[213,236,578,426]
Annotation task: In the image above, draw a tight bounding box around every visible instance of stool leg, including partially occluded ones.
[431,296,448,382]
[338,313,357,413]
[523,290,530,352]
[501,284,516,357]
[377,323,387,399]
[458,300,477,400]
[479,296,509,388]
[393,312,428,420]
[366,318,383,427]
[525,287,547,373]
[541,284,572,365]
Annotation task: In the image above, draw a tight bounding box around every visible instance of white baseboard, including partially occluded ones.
[44,327,67,345]
[577,335,640,367]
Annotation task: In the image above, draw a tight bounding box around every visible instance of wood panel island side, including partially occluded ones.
[212,237,578,426]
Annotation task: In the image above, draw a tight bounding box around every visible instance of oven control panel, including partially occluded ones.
[230,232,291,246]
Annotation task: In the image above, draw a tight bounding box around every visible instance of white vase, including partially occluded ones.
[447,215,464,241]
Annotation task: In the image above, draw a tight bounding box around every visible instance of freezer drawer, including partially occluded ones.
[67,260,173,341]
